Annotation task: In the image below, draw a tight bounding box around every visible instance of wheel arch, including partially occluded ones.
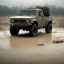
[48,20,52,24]
[32,21,38,26]
[45,20,52,28]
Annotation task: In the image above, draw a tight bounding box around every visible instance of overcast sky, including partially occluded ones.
[0,0,64,7]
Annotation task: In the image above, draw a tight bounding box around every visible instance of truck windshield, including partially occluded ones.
[19,10,36,16]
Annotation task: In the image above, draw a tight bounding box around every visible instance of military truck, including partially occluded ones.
[10,6,52,36]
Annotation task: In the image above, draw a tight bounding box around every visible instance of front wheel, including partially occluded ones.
[45,23,52,33]
[10,26,19,35]
[29,24,38,37]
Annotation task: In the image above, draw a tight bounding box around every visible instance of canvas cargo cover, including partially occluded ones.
[36,6,50,16]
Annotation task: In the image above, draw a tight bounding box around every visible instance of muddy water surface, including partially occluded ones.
[0,28,64,49]
[0,28,64,64]
[0,29,52,49]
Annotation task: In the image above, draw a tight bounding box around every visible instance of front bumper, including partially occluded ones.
[10,22,32,29]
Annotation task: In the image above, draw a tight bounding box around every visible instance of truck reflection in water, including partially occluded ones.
[9,31,52,48]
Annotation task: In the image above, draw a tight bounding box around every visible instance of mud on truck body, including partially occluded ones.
[10,6,52,37]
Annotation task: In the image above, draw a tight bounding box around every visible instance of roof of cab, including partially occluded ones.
[21,8,42,11]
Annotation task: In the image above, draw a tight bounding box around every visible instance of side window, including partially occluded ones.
[38,11,42,17]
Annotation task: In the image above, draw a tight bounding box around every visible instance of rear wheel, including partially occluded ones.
[10,26,19,35]
[45,23,52,33]
[29,24,38,37]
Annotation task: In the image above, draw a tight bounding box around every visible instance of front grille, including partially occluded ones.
[13,19,26,23]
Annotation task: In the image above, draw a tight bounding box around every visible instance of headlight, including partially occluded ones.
[10,19,13,23]
[12,20,13,22]
[27,20,29,22]
[27,19,31,23]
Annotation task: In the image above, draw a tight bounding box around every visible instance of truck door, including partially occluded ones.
[37,10,44,27]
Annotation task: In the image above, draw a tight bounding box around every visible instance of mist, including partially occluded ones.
[0,0,64,8]
[0,0,64,17]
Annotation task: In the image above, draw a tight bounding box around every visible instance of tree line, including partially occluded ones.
[49,5,64,17]
[0,5,64,17]
[0,5,20,16]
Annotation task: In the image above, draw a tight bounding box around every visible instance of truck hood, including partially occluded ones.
[11,16,36,19]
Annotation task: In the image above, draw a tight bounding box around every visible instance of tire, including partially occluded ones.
[29,24,38,37]
[45,23,52,33]
[10,26,19,35]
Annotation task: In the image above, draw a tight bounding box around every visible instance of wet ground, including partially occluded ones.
[0,28,64,64]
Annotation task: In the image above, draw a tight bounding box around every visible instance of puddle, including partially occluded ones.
[37,44,44,46]
[53,39,64,43]
[0,28,64,49]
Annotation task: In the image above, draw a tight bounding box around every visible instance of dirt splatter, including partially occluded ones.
[37,44,44,46]
[53,39,64,43]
